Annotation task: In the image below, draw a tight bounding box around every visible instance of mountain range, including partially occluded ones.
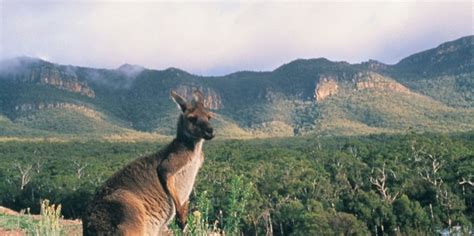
[0,36,472,140]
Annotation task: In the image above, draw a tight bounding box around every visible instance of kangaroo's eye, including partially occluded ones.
[188,116,197,122]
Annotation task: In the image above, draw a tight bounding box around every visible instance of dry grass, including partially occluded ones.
[0,205,82,236]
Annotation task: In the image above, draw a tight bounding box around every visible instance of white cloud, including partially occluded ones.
[1,1,472,75]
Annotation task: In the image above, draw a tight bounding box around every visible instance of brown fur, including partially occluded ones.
[82,91,214,236]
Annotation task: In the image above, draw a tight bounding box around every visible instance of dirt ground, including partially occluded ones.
[0,229,24,236]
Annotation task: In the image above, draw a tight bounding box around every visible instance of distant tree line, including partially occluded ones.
[0,132,472,235]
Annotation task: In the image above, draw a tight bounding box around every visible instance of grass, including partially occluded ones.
[0,213,37,233]
[0,200,81,236]
[171,175,253,236]
[1,176,252,236]
[35,199,62,236]
[15,108,130,136]
[315,89,474,135]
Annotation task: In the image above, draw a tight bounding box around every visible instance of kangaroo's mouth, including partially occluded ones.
[203,132,215,140]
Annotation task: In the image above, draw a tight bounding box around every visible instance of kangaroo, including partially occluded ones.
[82,90,214,236]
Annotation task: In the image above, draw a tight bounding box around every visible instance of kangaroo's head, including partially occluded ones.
[171,90,215,141]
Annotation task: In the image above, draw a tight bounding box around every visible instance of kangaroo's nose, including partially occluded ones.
[203,127,214,140]
[206,127,214,134]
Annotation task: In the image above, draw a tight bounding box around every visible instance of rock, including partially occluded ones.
[38,67,95,98]
[353,72,410,93]
[9,65,95,98]
[315,76,338,101]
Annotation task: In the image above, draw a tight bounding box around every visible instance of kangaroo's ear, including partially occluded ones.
[171,91,188,112]
[192,90,205,106]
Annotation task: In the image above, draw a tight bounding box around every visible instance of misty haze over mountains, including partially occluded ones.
[0,35,472,140]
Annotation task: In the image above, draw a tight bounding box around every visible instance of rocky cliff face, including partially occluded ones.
[2,63,95,98]
[175,85,223,110]
[314,72,410,102]
[35,67,95,97]
[353,72,410,93]
[315,76,339,101]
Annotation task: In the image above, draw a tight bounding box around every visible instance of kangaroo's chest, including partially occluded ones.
[174,151,204,203]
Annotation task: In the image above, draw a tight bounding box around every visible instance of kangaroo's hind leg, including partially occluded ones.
[105,190,147,236]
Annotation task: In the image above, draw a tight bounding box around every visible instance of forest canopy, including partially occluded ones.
[0,132,472,235]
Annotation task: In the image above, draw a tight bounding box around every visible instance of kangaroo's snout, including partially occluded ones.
[203,127,214,140]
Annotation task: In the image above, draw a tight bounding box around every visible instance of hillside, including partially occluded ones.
[0,36,472,139]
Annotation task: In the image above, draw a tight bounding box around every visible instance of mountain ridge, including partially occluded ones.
[2,35,471,77]
[0,35,472,139]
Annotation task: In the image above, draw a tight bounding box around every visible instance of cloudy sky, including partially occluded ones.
[1,0,472,76]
